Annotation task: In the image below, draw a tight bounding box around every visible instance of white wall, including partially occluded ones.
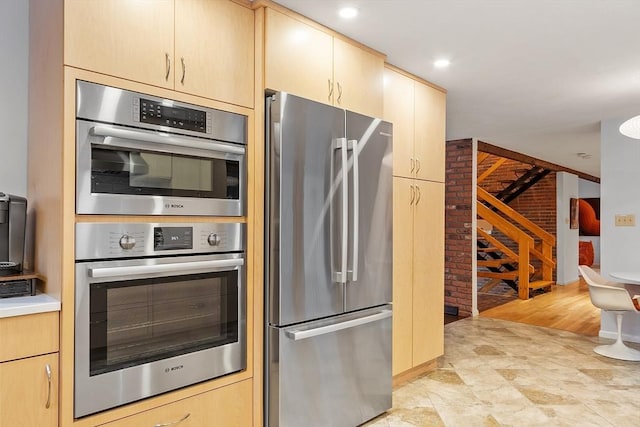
[556,172,579,284]
[600,117,640,342]
[0,0,29,197]
[578,178,601,265]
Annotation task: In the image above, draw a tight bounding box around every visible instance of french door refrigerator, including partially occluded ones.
[265,92,393,427]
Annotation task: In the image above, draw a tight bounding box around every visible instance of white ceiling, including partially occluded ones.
[273,0,640,178]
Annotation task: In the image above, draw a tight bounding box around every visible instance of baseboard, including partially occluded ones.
[392,359,438,388]
[599,330,640,344]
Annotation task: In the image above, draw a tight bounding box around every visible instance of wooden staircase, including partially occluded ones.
[477,187,556,299]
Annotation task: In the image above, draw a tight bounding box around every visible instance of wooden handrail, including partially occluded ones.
[477,228,535,274]
[478,187,555,245]
[477,228,518,260]
[477,203,534,247]
[478,152,490,165]
[478,158,507,183]
[530,246,556,267]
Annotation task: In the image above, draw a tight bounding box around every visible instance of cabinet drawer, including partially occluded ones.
[0,311,59,362]
[99,379,252,427]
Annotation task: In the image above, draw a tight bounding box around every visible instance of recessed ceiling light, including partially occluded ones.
[339,7,358,19]
[434,59,451,69]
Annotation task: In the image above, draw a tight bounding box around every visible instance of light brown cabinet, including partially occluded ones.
[392,177,444,375]
[98,379,252,427]
[386,65,446,377]
[264,8,384,117]
[65,0,254,107]
[384,66,446,182]
[0,312,59,427]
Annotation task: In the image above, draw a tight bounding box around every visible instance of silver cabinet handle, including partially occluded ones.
[410,157,415,173]
[180,57,186,85]
[348,139,359,282]
[328,79,334,101]
[416,158,421,174]
[154,413,191,427]
[337,82,343,104]
[331,137,349,284]
[286,309,392,341]
[165,53,171,81]
[89,259,244,279]
[410,184,415,205]
[45,364,52,409]
[90,125,246,156]
[416,185,421,205]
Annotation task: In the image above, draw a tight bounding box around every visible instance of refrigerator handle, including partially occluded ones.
[285,309,392,341]
[331,137,349,284]
[348,139,359,282]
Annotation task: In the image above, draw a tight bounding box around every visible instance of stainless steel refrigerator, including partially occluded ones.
[265,92,393,427]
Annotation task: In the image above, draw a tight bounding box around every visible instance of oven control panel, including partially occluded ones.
[75,222,245,260]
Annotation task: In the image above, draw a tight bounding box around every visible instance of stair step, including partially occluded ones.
[477,247,499,252]
[477,271,519,280]
[477,258,516,267]
[529,280,554,290]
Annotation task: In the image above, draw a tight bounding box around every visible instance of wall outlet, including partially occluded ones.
[615,214,636,226]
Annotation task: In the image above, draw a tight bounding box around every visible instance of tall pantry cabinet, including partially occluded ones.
[28,0,258,426]
[384,65,446,378]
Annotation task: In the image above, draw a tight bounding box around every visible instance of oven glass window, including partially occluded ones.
[89,272,238,376]
[90,147,240,200]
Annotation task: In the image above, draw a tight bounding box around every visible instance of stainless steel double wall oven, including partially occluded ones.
[73,82,248,418]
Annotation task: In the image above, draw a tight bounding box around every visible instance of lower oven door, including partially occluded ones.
[74,253,245,418]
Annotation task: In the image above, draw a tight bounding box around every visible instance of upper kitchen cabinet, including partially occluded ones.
[383,68,415,178]
[65,0,175,89]
[333,38,384,118]
[414,81,446,183]
[264,8,333,106]
[384,66,446,182]
[64,0,254,108]
[264,7,384,118]
[174,0,254,107]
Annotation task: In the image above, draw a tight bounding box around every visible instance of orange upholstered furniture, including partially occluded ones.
[579,241,594,266]
[578,198,600,236]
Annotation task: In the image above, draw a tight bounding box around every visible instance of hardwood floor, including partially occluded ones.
[480,277,601,336]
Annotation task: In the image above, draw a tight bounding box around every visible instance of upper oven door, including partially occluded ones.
[76,120,246,216]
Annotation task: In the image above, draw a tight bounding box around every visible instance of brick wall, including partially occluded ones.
[445,139,474,317]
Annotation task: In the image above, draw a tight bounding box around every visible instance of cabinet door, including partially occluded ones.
[333,38,384,118]
[412,181,445,365]
[265,8,333,105]
[65,0,175,89]
[414,82,446,182]
[175,0,254,107]
[0,353,58,427]
[384,68,415,179]
[392,177,414,375]
[99,379,252,427]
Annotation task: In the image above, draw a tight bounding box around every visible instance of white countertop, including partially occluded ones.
[610,272,640,284]
[0,293,61,318]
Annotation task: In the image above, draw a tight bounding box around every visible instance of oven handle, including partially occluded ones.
[90,125,246,155]
[88,258,244,279]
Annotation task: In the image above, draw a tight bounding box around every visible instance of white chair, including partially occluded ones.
[578,265,640,361]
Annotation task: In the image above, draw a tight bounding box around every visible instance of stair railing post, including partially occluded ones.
[518,237,530,300]
[542,241,553,281]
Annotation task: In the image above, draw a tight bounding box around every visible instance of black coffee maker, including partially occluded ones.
[0,193,27,275]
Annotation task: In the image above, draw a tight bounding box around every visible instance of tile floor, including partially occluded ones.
[365,317,640,427]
